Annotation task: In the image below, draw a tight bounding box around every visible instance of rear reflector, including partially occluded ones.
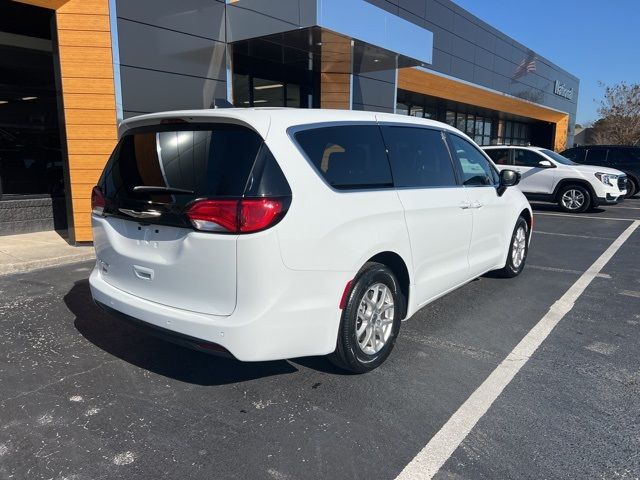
[186,198,286,234]
[91,186,105,215]
[339,280,353,309]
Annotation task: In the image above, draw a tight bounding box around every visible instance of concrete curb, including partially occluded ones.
[0,251,96,277]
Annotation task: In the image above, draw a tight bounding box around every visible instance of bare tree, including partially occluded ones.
[591,82,640,145]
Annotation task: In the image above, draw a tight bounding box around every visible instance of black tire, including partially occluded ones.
[625,177,638,199]
[329,262,405,374]
[495,217,529,278]
[557,184,591,213]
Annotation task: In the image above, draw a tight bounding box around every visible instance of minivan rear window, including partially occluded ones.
[98,123,290,226]
[293,125,393,190]
[101,124,262,208]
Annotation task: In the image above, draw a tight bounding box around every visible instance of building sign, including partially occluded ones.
[554,80,574,100]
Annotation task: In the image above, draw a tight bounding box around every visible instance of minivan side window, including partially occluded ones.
[294,125,393,190]
[448,134,499,186]
[381,126,457,188]
[485,149,512,165]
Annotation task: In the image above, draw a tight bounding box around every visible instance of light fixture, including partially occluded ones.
[21,96,38,101]
[0,101,8,105]
[253,100,268,104]
[253,84,283,91]
[373,59,381,63]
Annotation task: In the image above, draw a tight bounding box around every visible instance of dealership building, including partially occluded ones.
[0,0,579,242]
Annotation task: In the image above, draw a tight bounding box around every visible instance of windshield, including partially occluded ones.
[541,149,577,165]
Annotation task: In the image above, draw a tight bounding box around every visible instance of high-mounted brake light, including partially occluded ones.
[186,198,286,234]
[91,186,105,215]
[160,118,188,125]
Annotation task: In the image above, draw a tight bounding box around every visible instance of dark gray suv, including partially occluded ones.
[561,146,640,198]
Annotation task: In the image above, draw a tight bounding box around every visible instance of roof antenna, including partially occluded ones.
[211,98,234,109]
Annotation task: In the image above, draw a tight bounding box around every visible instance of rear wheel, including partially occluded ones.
[330,262,404,373]
[495,217,529,278]
[625,177,638,198]
[558,184,591,213]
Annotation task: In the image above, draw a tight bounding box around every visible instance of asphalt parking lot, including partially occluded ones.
[1,198,639,480]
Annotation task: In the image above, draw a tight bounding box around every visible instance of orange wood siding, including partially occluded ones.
[398,68,570,151]
[320,31,351,110]
[56,0,118,242]
[11,0,70,9]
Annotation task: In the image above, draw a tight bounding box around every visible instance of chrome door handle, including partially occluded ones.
[459,201,472,209]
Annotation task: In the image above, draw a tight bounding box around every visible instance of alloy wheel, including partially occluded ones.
[356,283,395,355]
[561,189,585,210]
[511,226,527,268]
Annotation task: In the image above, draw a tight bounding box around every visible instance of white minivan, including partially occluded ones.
[483,146,627,213]
[90,109,531,373]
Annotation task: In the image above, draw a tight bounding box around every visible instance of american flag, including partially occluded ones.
[513,52,536,79]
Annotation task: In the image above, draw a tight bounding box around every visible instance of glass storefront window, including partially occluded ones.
[0,11,63,200]
[396,103,409,115]
[286,84,301,108]
[410,106,423,117]
[446,111,456,126]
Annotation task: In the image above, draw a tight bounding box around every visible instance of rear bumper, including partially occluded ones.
[89,264,346,362]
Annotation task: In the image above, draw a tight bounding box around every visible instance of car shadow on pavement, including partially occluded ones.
[64,279,301,386]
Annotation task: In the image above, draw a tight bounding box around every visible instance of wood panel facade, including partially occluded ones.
[398,67,570,151]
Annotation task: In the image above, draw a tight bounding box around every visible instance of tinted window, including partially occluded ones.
[381,127,457,188]
[485,149,512,165]
[513,149,543,167]
[606,148,640,165]
[448,135,499,186]
[100,124,283,211]
[541,149,576,165]
[294,125,393,190]
[586,148,608,164]
[561,148,586,163]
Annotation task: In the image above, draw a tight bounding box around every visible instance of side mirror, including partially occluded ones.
[497,169,519,196]
[537,160,553,168]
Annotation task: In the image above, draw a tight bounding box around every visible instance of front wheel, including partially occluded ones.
[329,262,404,373]
[558,184,591,213]
[495,217,529,278]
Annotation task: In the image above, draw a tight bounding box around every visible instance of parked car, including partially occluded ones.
[483,146,627,213]
[561,145,640,198]
[90,109,531,373]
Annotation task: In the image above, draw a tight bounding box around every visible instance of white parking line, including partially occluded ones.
[527,264,611,279]
[535,212,637,222]
[533,231,612,241]
[608,205,640,210]
[396,220,640,480]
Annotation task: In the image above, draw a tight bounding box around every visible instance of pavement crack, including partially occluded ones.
[0,360,118,405]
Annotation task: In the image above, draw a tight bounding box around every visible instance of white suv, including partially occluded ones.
[90,109,531,373]
[483,146,627,213]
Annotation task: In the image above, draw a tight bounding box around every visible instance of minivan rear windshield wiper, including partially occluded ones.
[132,186,195,194]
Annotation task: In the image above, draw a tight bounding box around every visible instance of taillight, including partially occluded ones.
[186,198,287,234]
[91,186,105,215]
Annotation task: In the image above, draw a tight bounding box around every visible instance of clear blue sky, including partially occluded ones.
[452,0,640,125]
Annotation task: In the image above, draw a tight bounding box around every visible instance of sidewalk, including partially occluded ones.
[0,230,95,276]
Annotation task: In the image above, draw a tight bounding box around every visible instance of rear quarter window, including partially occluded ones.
[293,125,393,190]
